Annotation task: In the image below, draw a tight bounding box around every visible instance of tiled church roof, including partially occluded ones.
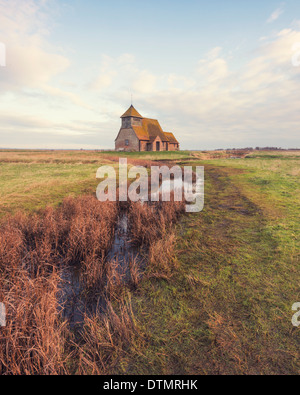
[121,105,178,144]
[164,132,179,144]
[132,119,169,142]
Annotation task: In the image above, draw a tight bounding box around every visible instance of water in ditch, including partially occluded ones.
[58,177,203,326]
[58,211,144,327]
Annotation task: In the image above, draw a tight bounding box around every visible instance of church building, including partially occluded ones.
[115,105,179,152]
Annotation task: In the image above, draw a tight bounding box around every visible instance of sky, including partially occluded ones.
[0,0,300,150]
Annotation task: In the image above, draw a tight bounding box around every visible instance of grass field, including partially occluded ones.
[0,150,191,218]
[126,153,299,374]
[0,149,299,375]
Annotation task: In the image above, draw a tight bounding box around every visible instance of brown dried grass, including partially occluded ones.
[128,199,185,247]
[0,269,70,375]
[0,192,185,374]
[0,196,118,375]
[75,297,140,375]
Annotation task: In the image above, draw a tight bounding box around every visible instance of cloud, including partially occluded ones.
[106,30,300,149]
[267,5,285,23]
[1,2,299,150]
[1,42,70,89]
[0,0,92,111]
[0,110,116,149]
[63,27,300,148]
[132,70,157,94]
[90,54,137,92]
[42,85,94,111]
[197,57,229,83]
[0,0,68,88]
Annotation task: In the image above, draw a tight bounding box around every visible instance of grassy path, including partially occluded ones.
[125,165,299,375]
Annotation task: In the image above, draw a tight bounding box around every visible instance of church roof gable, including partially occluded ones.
[121,105,143,119]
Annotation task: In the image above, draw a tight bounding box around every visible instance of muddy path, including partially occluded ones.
[204,165,261,216]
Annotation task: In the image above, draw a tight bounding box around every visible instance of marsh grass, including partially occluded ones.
[0,196,118,374]
[0,187,185,374]
[75,296,141,375]
[0,150,299,375]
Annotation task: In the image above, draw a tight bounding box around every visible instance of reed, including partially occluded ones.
[0,192,186,374]
[76,297,139,375]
